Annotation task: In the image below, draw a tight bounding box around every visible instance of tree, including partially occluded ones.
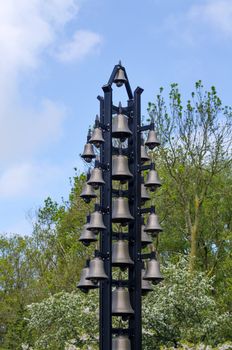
[147,82,232,271]
[0,174,92,348]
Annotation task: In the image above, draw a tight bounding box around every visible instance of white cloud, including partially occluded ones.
[0,0,102,233]
[0,162,64,198]
[189,0,232,37]
[56,30,103,62]
[0,99,67,162]
[0,0,102,166]
[164,0,232,46]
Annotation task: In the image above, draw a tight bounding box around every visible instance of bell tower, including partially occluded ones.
[78,62,163,350]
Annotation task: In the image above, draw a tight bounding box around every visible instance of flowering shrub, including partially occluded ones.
[27,257,231,349]
[142,258,231,349]
[27,291,99,350]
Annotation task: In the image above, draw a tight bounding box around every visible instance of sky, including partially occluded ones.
[1,0,232,235]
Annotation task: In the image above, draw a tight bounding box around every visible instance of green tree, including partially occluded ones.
[0,174,91,348]
[148,82,232,272]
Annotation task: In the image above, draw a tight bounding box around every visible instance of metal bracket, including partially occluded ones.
[140,207,152,214]
[139,252,156,260]
[140,164,151,171]
[112,328,134,336]
[139,122,154,132]
[98,162,109,171]
[95,250,110,260]
[99,122,109,131]
[112,189,129,197]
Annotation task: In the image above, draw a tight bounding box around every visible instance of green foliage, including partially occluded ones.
[0,175,91,348]
[147,81,232,286]
[0,82,232,349]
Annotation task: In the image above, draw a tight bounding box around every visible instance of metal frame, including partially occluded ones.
[79,62,164,350]
[98,63,143,350]
[99,88,112,350]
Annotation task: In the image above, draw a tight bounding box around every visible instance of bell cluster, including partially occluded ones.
[77,63,163,349]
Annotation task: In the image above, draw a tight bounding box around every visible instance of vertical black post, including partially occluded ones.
[100,85,112,350]
[128,87,143,350]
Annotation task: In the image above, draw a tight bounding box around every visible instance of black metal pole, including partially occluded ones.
[128,87,143,350]
[100,85,112,350]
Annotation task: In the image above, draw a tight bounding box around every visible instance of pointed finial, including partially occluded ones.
[95,114,99,121]
[118,60,122,66]
[118,101,122,114]
[87,128,92,140]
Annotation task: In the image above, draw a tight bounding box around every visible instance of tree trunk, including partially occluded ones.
[189,195,201,271]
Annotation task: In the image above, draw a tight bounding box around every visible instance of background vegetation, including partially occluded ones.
[0,82,231,349]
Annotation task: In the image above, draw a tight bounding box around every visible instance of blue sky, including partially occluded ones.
[1,0,232,235]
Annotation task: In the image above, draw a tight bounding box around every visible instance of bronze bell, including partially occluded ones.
[112,287,134,316]
[80,182,97,203]
[145,164,161,191]
[112,240,134,268]
[79,217,97,246]
[87,167,105,189]
[114,63,127,87]
[88,205,106,231]
[144,208,162,233]
[143,256,164,285]
[89,115,104,148]
[77,262,98,293]
[141,177,150,204]
[145,130,160,149]
[141,138,150,163]
[112,335,131,350]
[141,221,153,247]
[112,197,134,225]
[86,256,108,282]
[112,102,132,141]
[81,142,96,163]
[112,155,132,181]
[141,268,153,295]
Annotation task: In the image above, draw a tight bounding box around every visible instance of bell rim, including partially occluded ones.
[145,141,160,147]
[112,174,133,180]
[77,284,99,291]
[112,131,132,138]
[143,275,164,281]
[112,216,134,223]
[79,237,97,243]
[111,310,134,316]
[142,284,153,291]
[81,154,96,159]
[80,193,97,199]
[144,227,163,233]
[112,260,134,267]
[144,182,161,188]
[89,138,105,145]
[87,180,105,186]
[86,275,108,281]
[88,227,106,231]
